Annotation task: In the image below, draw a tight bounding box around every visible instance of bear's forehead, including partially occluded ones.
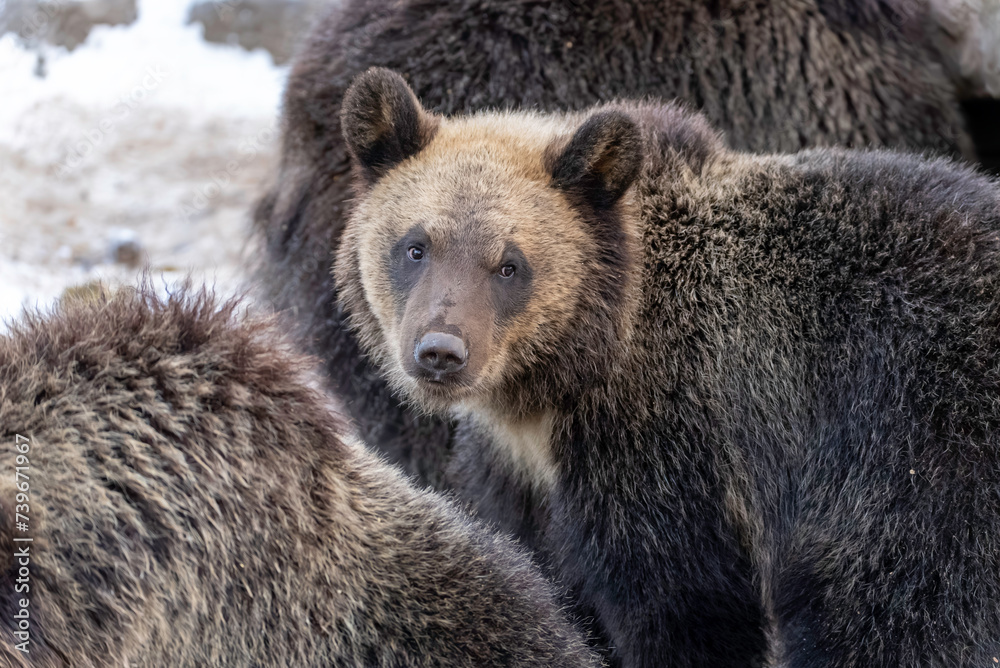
[388,112,579,187]
[384,185,535,248]
[365,111,579,205]
[429,111,576,162]
[371,155,570,235]
[396,145,544,193]
[361,112,593,254]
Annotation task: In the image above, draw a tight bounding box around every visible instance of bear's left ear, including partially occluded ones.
[550,110,642,209]
[342,68,438,183]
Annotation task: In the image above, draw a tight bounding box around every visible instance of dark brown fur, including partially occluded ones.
[0,285,601,667]
[336,74,1000,667]
[252,0,988,488]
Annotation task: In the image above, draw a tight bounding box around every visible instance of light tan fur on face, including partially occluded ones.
[457,402,560,491]
[346,111,600,409]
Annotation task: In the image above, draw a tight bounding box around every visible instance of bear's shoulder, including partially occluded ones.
[611,101,725,177]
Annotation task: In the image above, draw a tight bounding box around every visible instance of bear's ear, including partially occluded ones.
[342,68,438,183]
[550,110,642,209]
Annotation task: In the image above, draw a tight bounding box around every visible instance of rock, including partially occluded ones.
[186,0,330,65]
[1,0,138,50]
[107,227,144,267]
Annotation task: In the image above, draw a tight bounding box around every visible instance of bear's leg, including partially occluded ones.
[774,502,1000,667]
[552,480,770,666]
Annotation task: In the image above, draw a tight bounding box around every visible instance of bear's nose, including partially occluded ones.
[414,332,468,377]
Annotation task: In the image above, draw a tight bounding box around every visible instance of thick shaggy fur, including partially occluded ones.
[0,286,600,667]
[252,0,988,487]
[336,73,1000,667]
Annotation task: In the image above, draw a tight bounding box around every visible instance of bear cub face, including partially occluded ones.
[337,68,643,414]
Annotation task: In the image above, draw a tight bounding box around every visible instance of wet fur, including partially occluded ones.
[251,0,984,489]
[337,86,1000,667]
[0,285,601,668]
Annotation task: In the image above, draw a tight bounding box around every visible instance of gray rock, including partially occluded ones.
[186,0,331,65]
[1,0,137,50]
[106,227,144,267]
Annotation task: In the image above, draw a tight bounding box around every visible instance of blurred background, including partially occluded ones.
[2,0,999,326]
[0,0,331,323]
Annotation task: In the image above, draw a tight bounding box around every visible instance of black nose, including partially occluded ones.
[414,332,467,376]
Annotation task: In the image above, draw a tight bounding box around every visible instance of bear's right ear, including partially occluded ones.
[342,68,438,183]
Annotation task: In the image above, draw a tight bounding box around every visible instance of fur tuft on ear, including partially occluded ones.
[342,68,438,183]
[550,110,643,209]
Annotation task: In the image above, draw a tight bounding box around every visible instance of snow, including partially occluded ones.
[0,0,289,327]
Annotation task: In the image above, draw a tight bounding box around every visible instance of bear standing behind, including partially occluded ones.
[336,68,1000,668]
[252,0,990,489]
[0,285,601,667]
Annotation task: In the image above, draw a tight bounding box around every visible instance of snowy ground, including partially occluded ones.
[0,0,289,326]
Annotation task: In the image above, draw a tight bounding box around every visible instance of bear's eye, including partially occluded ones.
[407,246,424,262]
[498,264,516,278]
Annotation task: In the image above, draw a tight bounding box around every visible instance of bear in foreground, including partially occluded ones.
[336,68,1000,667]
[0,285,601,667]
[252,0,998,488]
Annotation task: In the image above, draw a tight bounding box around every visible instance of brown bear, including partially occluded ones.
[0,284,601,667]
[335,68,1000,668]
[251,0,997,489]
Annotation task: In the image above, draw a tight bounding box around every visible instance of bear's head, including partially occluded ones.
[336,68,644,415]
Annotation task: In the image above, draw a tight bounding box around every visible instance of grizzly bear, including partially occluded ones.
[0,285,601,667]
[335,68,1000,668]
[252,0,993,488]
